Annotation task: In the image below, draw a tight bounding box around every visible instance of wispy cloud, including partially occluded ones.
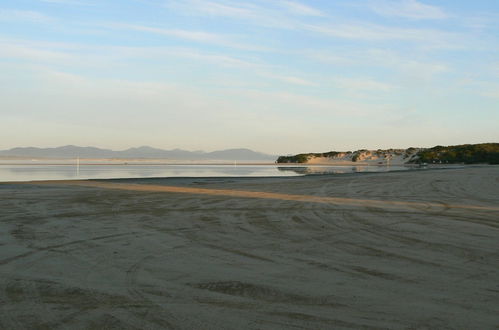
[0,9,53,23]
[474,81,499,99]
[482,89,499,99]
[0,38,262,70]
[300,50,353,65]
[258,72,316,86]
[165,0,300,29]
[460,77,499,100]
[1,65,382,153]
[493,63,499,77]
[104,23,268,51]
[110,23,228,43]
[364,49,449,78]
[40,0,92,5]
[305,22,455,43]
[149,47,260,68]
[165,0,454,47]
[332,76,395,92]
[303,47,449,84]
[233,89,394,118]
[460,13,499,31]
[166,0,256,19]
[279,1,324,17]
[0,40,70,61]
[367,0,448,20]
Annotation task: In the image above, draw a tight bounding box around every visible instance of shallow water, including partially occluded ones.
[0,164,416,182]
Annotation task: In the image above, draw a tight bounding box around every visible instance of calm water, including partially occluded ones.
[0,164,417,182]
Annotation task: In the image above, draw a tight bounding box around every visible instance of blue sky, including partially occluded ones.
[1,0,498,154]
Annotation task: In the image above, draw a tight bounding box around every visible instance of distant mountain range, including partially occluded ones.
[0,145,275,161]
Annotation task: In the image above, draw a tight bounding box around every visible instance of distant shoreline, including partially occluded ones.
[0,161,426,166]
[0,163,474,184]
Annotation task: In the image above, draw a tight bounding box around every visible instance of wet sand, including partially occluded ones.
[0,166,498,329]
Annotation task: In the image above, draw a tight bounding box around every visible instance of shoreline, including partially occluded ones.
[0,162,408,166]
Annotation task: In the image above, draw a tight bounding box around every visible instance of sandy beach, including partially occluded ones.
[0,166,498,329]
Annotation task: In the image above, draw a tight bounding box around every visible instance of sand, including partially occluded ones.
[306,155,410,166]
[303,149,421,166]
[0,166,498,329]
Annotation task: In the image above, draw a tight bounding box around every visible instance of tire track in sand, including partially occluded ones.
[0,232,142,266]
[21,180,499,213]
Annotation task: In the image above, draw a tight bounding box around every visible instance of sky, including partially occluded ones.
[1,0,498,154]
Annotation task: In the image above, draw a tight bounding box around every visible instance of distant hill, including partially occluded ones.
[277,143,499,165]
[415,143,499,164]
[0,145,275,161]
[277,148,421,165]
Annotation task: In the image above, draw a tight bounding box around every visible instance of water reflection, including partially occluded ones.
[277,165,413,175]
[0,165,296,182]
[0,164,419,182]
